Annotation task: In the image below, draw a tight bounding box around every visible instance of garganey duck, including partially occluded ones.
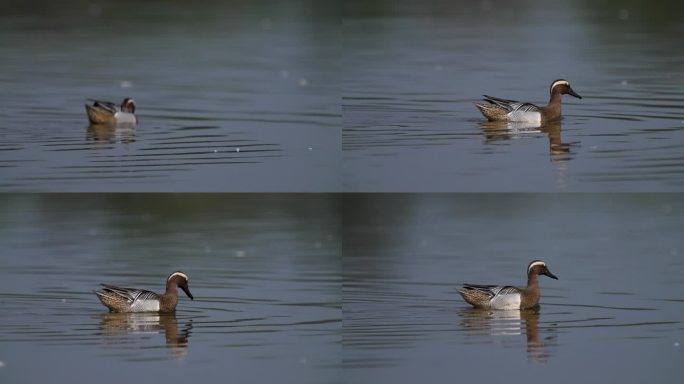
[458,260,558,310]
[95,271,193,313]
[475,79,582,123]
[85,98,137,125]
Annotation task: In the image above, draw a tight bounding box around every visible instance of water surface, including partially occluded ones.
[343,0,684,191]
[343,194,684,383]
[0,195,341,384]
[0,1,339,191]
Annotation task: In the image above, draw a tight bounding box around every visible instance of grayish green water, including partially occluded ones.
[0,1,339,191]
[0,195,340,384]
[343,194,684,383]
[343,0,684,191]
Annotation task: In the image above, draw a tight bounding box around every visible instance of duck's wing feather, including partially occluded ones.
[461,284,521,297]
[482,95,542,113]
[87,99,118,113]
[461,283,500,298]
[509,102,541,112]
[483,95,517,104]
[493,285,521,297]
[100,284,158,303]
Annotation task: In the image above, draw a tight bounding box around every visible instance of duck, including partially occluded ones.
[94,271,193,313]
[457,260,558,310]
[85,98,137,125]
[475,79,582,123]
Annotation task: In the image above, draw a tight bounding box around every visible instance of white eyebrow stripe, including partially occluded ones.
[551,80,569,89]
[168,272,188,281]
[527,261,546,273]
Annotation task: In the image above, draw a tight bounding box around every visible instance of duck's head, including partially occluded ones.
[550,79,582,99]
[168,271,194,300]
[527,260,558,280]
[120,98,136,113]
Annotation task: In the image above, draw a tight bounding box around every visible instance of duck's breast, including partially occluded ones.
[114,111,137,124]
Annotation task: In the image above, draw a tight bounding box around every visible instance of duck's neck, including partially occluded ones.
[165,280,178,295]
[544,91,563,121]
[522,272,541,308]
[527,272,539,289]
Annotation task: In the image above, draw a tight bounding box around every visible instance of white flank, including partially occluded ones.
[490,293,521,310]
[131,299,160,312]
[507,111,541,123]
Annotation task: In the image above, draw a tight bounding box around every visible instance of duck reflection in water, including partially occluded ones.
[479,119,577,161]
[98,312,192,360]
[459,307,556,363]
[87,123,135,144]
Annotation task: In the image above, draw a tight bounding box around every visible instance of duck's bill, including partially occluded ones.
[544,270,559,280]
[181,285,194,300]
[568,88,582,99]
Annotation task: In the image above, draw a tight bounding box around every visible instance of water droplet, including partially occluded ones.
[298,78,308,87]
[120,80,133,88]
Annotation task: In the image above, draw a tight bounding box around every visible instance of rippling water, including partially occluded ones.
[0,1,339,191]
[0,195,341,383]
[343,1,684,191]
[343,194,684,383]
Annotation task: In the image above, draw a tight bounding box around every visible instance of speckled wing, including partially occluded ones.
[461,283,500,298]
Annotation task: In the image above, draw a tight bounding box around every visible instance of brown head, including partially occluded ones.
[120,98,136,113]
[527,260,558,281]
[550,79,582,100]
[167,271,193,300]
